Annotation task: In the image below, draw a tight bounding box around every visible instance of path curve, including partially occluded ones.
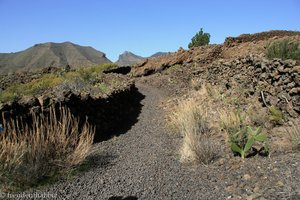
[38,83,227,199]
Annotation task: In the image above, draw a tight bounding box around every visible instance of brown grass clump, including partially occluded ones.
[0,106,95,191]
[286,119,300,149]
[170,85,221,164]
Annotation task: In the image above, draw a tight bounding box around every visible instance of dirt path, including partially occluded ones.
[34,83,225,199]
[34,82,299,200]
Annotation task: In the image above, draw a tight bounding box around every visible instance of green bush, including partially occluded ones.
[188,28,210,48]
[266,39,300,60]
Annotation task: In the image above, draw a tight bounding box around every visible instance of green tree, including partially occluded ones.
[188,28,210,48]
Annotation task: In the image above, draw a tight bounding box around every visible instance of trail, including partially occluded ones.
[38,83,227,199]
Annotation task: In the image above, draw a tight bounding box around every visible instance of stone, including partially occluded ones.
[19,96,39,107]
[283,77,292,84]
[243,174,251,181]
[287,82,296,89]
[292,66,300,73]
[274,75,281,80]
[247,194,261,200]
[253,186,261,193]
[278,91,291,101]
[273,61,281,66]
[289,87,300,95]
[261,63,267,70]
[37,95,51,107]
[178,47,185,53]
[294,106,300,112]
[287,105,298,118]
[260,73,267,79]
[285,59,297,67]
[277,181,284,187]
[294,76,300,86]
[278,65,285,73]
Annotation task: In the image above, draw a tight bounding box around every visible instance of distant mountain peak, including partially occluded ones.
[116,51,169,66]
[116,51,145,66]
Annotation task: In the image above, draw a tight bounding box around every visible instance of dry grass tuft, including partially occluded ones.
[171,85,221,165]
[0,106,95,191]
[286,119,300,149]
[247,105,269,127]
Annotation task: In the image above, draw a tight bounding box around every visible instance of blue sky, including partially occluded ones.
[0,0,299,61]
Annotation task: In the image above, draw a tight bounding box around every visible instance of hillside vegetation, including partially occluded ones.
[0,63,118,103]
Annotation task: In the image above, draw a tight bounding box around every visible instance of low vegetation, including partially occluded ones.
[0,63,118,103]
[266,38,300,60]
[169,83,274,163]
[0,106,95,191]
[170,86,221,164]
[269,105,284,125]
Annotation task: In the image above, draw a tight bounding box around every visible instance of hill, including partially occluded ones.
[116,51,145,66]
[0,42,111,74]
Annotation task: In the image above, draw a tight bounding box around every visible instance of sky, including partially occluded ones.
[0,0,299,61]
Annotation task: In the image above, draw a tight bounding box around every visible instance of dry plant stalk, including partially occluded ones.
[0,106,95,190]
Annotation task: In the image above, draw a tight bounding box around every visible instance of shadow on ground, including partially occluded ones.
[74,153,118,174]
[62,85,145,143]
[92,86,145,142]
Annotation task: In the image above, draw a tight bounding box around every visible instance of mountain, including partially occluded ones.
[150,52,169,58]
[116,51,145,66]
[116,51,169,66]
[0,42,111,74]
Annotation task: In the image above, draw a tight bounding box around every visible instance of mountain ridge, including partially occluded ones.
[0,42,111,74]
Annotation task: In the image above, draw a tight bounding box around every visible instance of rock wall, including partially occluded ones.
[193,54,300,117]
[0,83,144,142]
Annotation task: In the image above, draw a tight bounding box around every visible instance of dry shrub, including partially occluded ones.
[0,106,95,191]
[247,105,269,127]
[266,38,300,60]
[286,119,300,149]
[190,78,202,91]
[171,85,221,164]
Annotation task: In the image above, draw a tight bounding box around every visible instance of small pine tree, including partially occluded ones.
[188,28,210,48]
